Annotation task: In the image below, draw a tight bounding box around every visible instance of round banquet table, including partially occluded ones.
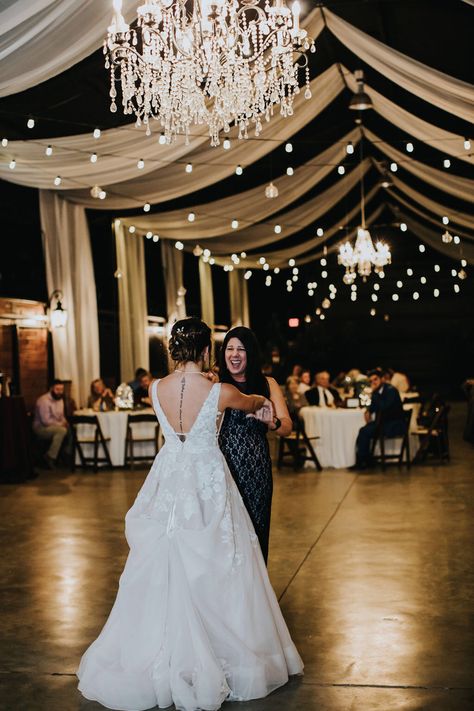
[300,406,365,469]
[73,408,159,467]
[300,405,420,469]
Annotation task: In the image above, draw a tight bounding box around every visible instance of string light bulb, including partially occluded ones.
[400,222,407,232]
[346,141,354,155]
[413,291,419,300]
[453,235,460,244]
[223,138,231,150]
[442,216,449,225]
[187,212,195,222]
[143,202,151,212]
[274,224,282,234]
[464,138,471,150]
[93,128,101,139]
[185,163,193,173]
[90,152,98,163]
[54,175,61,186]
[316,227,324,237]
[289,258,296,267]
[27,118,35,129]
[45,145,53,156]
[137,158,145,169]
[274,267,280,274]
[175,241,184,250]
[390,162,398,172]
[153,234,159,242]
[231,219,239,229]
[285,142,293,153]
[244,270,252,280]
[1,138,8,147]
[158,133,167,145]
[419,244,425,253]
[9,159,16,169]
[434,264,440,272]
[407,268,413,276]
[443,158,451,168]
[286,167,294,176]
[406,141,414,153]
[337,165,345,175]
[259,257,266,265]
[235,165,243,175]
[433,288,440,297]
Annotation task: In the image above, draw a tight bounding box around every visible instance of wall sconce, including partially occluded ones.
[48,290,68,329]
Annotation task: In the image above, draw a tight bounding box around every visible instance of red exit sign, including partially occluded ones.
[288,318,300,328]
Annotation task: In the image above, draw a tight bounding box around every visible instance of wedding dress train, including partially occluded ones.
[77,381,303,711]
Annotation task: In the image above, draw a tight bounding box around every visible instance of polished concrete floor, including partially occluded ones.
[1,405,473,711]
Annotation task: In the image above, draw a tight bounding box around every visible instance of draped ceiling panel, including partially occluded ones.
[0,0,138,97]
[324,8,474,123]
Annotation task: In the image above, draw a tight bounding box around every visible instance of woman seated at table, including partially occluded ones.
[285,376,309,423]
[87,378,115,412]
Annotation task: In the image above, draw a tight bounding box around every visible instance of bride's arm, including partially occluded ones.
[219,383,269,414]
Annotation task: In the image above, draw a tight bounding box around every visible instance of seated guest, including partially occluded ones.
[285,377,309,421]
[33,379,69,468]
[87,378,115,412]
[306,371,342,408]
[291,364,303,379]
[128,367,148,395]
[298,369,311,394]
[134,371,152,406]
[350,368,405,470]
[391,370,411,394]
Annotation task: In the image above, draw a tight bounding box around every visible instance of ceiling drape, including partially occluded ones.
[0,0,138,97]
[324,8,474,123]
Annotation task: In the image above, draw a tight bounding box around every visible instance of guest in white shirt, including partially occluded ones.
[306,371,342,408]
[298,370,311,394]
[391,371,410,394]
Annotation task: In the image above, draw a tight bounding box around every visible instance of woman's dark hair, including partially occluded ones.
[219,327,270,397]
[169,317,211,364]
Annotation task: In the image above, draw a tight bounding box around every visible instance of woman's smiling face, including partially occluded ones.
[225,337,247,378]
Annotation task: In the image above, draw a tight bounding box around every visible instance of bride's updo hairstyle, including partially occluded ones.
[169,317,212,365]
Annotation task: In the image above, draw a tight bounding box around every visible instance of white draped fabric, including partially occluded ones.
[342,67,474,164]
[0,1,138,97]
[387,191,474,241]
[229,270,250,327]
[161,240,187,324]
[365,129,474,202]
[0,62,338,203]
[39,189,99,406]
[118,138,365,245]
[198,259,215,328]
[114,220,149,382]
[325,8,474,123]
[389,209,474,265]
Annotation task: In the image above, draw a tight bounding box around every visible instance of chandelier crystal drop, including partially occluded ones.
[105,0,315,146]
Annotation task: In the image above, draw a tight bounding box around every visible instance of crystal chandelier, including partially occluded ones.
[105,0,315,146]
[338,136,391,281]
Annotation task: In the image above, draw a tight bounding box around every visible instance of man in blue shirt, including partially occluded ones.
[350,368,405,470]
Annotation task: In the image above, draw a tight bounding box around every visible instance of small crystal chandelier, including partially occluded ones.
[338,138,391,280]
[105,0,315,146]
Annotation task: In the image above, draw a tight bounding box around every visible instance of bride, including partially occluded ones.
[77,317,303,711]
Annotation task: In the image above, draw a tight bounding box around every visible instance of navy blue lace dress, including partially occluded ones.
[218,380,272,563]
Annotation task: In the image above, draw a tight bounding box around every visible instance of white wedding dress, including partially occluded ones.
[77,381,303,711]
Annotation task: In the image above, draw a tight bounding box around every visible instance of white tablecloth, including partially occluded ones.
[74,408,159,467]
[300,406,419,469]
[301,407,365,469]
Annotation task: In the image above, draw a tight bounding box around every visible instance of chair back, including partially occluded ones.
[71,414,99,426]
[126,413,157,425]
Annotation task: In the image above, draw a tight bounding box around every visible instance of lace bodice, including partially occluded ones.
[151,380,222,452]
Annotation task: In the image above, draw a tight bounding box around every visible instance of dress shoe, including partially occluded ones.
[42,454,56,470]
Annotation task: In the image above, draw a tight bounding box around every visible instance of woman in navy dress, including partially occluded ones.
[218,327,292,563]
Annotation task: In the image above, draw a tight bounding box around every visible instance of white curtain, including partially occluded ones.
[229,270,250,327]
[0,0,138,97]
[342,66,474,165]
[388,208,474,265]
[0,62,339,203]
[161,240,187,324]
[365,129,474,202]
[118,129,362,243]
[39,190,99,406]
[198,259,215,328]
[114,220,149,383]
[325,8,474,123]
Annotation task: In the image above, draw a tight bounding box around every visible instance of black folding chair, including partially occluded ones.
[70,415,112,472]
[370,408,412,471]
[277,417,322,471]
[124,413,160,469]
[413,404,450,464]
